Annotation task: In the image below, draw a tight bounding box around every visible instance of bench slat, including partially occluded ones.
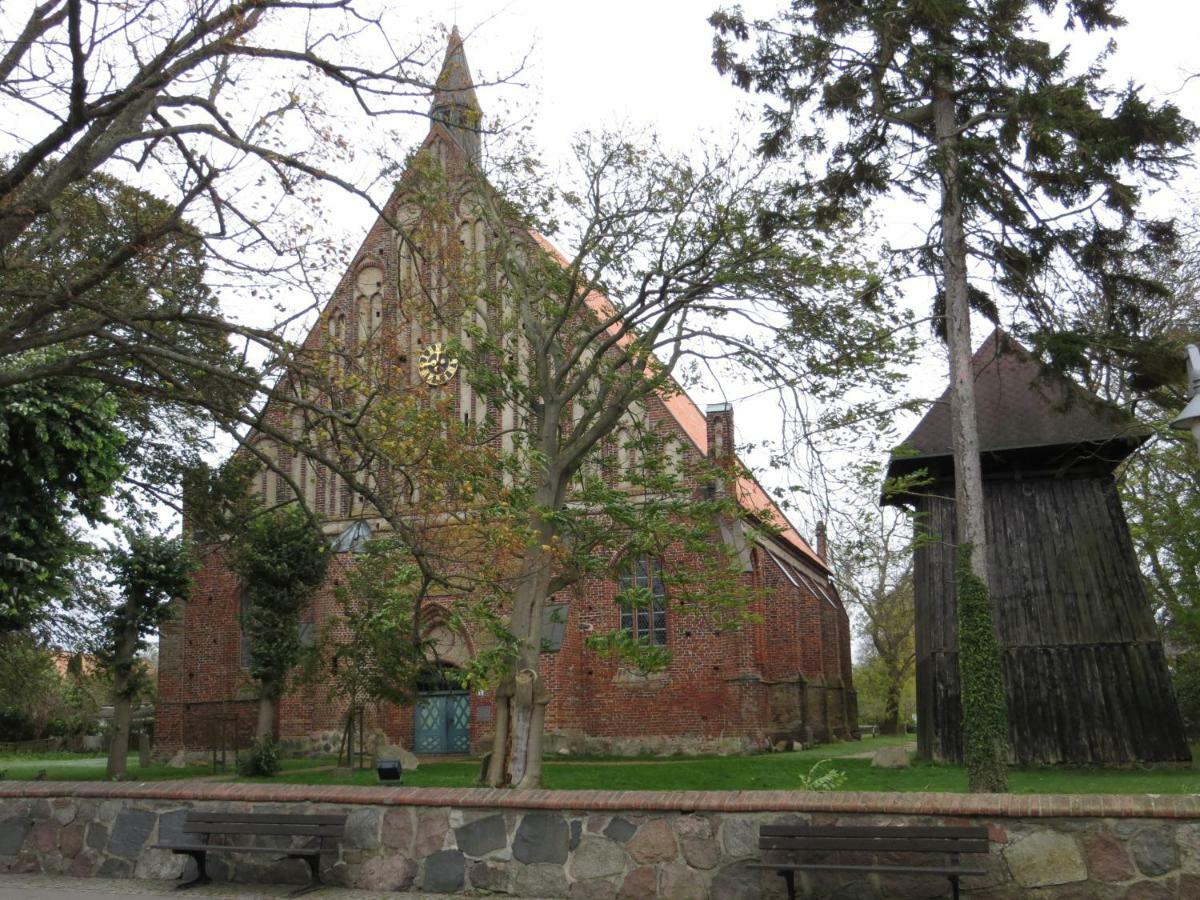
[183,823,343,837]
[184,813,346,825]
[152,843,320,856]
[760,836,989,854]
[748,863,989,876]
[760,825,986,840]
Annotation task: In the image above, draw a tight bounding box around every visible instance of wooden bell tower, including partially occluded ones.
[886,330,1190,764]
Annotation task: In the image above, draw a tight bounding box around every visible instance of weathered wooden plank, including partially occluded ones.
[913,472,1189,765]
[760,825,986,840]
[760,837,989,854]
[184,816,348,830]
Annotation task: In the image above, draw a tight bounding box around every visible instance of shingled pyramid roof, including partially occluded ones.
[884,329,1148,499]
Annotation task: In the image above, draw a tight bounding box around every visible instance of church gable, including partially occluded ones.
[247,27,823,575]
[159,27,856,760]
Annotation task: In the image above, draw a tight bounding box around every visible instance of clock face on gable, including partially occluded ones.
[417,342,459,386]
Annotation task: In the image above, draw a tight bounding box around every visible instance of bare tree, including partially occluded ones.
[0,3,519,432]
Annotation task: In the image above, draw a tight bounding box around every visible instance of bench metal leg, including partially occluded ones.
[176,851,210,890]
[779,869,796,900]
[950,874,960,900]
[288,854,323,897]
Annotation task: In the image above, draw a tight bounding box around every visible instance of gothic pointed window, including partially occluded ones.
[618,558,667,646]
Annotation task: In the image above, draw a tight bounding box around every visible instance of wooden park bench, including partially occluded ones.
[154,810,346,896]
[751,823,990,900]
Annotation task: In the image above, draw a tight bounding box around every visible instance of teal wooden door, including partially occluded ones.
[414,692,470,754]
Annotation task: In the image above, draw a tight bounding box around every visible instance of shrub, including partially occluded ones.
[1171,651,1200,738]
[237,736,281,777]
[797,759,847,791]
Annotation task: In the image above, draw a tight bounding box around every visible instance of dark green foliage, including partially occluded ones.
[232,506,330,702]
[182,457,262,547]
[0,376,124,631]
[710,0,1195,344]
[101,532,193,699]
[956,545,1009,793]
[324,538,445,710]
[1171,652,1200,739]
[1,170,254,533]
[237,736,281,777]
[1,171,254,407]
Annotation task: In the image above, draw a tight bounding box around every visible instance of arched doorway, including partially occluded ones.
[414,662,470,754]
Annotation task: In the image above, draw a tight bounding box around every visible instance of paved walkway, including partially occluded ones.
[841,739,917,759]
[0,874,533,900]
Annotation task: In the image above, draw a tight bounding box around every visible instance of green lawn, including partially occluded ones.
[0,753,213,781]
[7,738,1200,793]
[0,752,335,782]
[247,736,1200,794]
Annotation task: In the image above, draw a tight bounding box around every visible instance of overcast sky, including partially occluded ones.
[392,0,1200,511]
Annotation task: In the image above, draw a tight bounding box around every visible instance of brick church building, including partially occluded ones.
[155,29,856,758]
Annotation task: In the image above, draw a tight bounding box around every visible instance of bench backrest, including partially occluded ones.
[759,824,989,855]
[182,812,347,842]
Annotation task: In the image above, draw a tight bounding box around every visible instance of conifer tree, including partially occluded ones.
[712,0,1195,791]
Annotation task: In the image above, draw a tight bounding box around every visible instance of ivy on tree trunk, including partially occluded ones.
[956,545,1009,793]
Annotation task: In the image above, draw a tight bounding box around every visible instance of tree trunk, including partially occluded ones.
[933,93,988,583]
[106,694,132,780]
[105,613,139,781]
[881,680,901,736]
[255,691,275,743]
[485,682,511,787]
[933,80,1009,793]
[490,489,558,788]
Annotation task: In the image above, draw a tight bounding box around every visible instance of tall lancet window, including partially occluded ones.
[356,266,384,362]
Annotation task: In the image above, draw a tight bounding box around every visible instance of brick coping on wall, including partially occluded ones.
[2,781,1198,820]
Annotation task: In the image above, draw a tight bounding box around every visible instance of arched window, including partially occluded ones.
[618,558,667,646]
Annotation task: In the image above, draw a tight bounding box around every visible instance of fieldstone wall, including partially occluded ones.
[2,783,1199,898]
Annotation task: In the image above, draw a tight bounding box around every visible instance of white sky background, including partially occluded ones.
[387,0,1200,534]
[5,1,1199,644]
[133,0,1200,561]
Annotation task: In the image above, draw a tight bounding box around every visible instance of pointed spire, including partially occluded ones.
[430,26,482,166]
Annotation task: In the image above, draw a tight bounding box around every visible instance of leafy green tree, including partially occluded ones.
[231,506,330,745]
[318,537,513,768]
[0,6,519,467]
[824,463,917,735]
[0,374,124,631]
[260,123,908,787]
[713,0,1195,792]
[853,653,916,732]
[1,171,254,516]
[100,531,192,780]
[452,133,908,788]
[0,633,63,740]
